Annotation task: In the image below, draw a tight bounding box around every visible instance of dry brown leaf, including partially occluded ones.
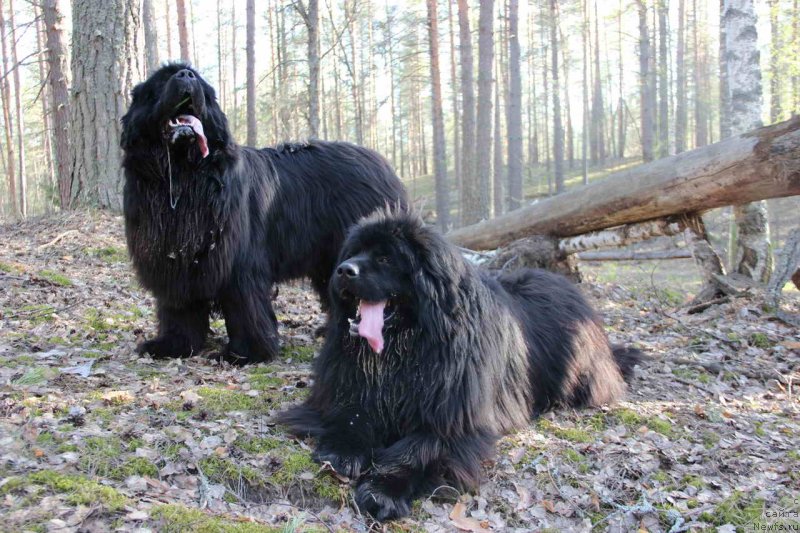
[449,502,491,533]
[541,499,556,513]
[102,390,134,405]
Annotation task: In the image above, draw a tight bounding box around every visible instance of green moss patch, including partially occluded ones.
[151,504,281,532]
[280,344,316,363]
[700,491,764,529]
[1,471,129,511]
[79,436,157,480]
[537,418,594,443]
[36,269,72,287]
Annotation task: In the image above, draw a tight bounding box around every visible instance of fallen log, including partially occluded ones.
[448,118,800,250]
[578,248,693,261]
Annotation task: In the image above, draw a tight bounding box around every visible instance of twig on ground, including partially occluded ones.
[37,229,79,251]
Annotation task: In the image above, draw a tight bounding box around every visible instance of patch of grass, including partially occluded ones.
[13,367,50,386]
[235,436,283,454]
[749,332,773,349]
[198,456,267,495]
[0,261,22,274]
[536,419,594,443]
[651,470,671,484]
[87,246,127,263]
[151,504,281,532]
[272,449,341,501]
[18,304,57,324]
[37,269,72,287]
[248,367,284,390]
[561,449,590,473]
[281,344,316,363]
[196,386,272,414]
[85,309,115,333]
[657,287,685,306]
[79,436,157,480]
[700,491,764,529]
[681,474,706,489]
[701,430,720,449]
[27,470,128,510]
[646,416,676,438]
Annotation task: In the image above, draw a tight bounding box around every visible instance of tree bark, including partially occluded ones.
[0,0,16,216]
[507,0,522,210]
[475,0,494,217]
[675,0,687,153]
[579,249,693,261]
[550,0,564,193]
[43,0,71,209]
[769,0,781,123]
[8,0,26,216]
[35,3,55,195]
[493,53,503,217]
[637,0,654,162]
[245,0,256,146]
[176,0,190,62]
[294,0,320,138]
[723,0,772,283]
[657,0,669,157]
[582,0,590,181]
[164,0,172,59]
[447,0,461,202]
[71,0,142,210]
[590,1,605,164]
[143,0,159,74]
[426,0,449,230]
[448,118,800,249]
[457,0,479,225]
[617,0,626,159]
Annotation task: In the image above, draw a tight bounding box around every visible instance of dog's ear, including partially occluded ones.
[407,220,465,315]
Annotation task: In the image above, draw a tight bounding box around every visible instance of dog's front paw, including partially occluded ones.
[355,478,412,522]
[138,335,193,358]
[314,448,364,479]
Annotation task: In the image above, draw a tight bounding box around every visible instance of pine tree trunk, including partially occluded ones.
[719,0,731,139]
[71,0,142,210]
[617,0,626,159]
[35,5,55,196]
[507,0,523,210]
[675,0,687,152]
[143,0,159,74]
[9,0,26,216]
[0,0,16,216]
[176,0,190,62]
[591,1,605,164]
[769,0,781,123]
[475,0,494,218]
[43,0,71,209]
[550,0,564,193]
[560,25,574,171]
[165,0,173,59]
[493,59,503,217]
[693,0,708,147]
[245,0,256,146]
[457,0,479,225]
[447,0,461,201]
[216,0,226,109]
[581,0,589,183]
[723,0,772,282]
[638,0,654,162]
[427,0,449,230]
[657,0,669,157]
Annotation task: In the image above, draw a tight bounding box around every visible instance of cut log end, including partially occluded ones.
[487,236,581,282]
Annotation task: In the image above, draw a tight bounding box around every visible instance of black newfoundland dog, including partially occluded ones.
[278,210,641,521]
[120,63,407,364]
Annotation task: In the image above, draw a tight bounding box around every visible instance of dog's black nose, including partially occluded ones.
[175,69,196,80]
[337,262,359,278]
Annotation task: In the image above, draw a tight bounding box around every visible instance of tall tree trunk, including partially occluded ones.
[245,0,256,146]
[427,0,449,230]
[143,0,159,74]
[35,4,55,197]
[591,1,605,164]
[550,0,564,193]
[43,0,71,209]
[176,0,190,62]
[723,0,772,282]
[295,0,320,138]
[493,57,503,217]
[9,0,26,216]
[657,0,669,157]
[581,0,589,182]
[541,1,550,177]
[231,2,238,136]
[447,0,461,202]
[164,0,172,59]
[527,7,539,169]
[216,0,226,109]
[719,0,731,139]
[457,0,479,225]
[638,0,654,162]
[71,0,142,209]
[475,0,494,218]
[0,0,17,216]
[769,0,781,123]
[507,0,523,209]
[675,0,687,153]
[616,0,626,159]
[559,24,574,171]
[693,0,708,147]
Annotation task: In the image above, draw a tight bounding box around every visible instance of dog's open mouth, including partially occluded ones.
[165,94,209,158]
[348,299,395,354]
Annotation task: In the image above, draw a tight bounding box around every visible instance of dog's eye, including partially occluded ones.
[376,256,390,265]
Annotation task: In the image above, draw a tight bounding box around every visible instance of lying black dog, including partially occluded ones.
[121,63,407,364]
[278,210,641,521]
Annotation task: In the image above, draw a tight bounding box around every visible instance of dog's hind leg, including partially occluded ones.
[139,300,210,358]
[355,430,496,521]
[219,277,280,365]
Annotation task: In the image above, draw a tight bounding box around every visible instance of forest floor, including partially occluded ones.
[0,210,798,533]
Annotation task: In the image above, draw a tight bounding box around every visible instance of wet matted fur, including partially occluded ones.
[278,210,641,521]
[121,63,407,364]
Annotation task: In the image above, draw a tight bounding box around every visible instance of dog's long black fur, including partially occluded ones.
[278,210,641,521]
[121,63,407,364]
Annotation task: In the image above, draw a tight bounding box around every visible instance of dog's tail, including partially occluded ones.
[612,345,644,382]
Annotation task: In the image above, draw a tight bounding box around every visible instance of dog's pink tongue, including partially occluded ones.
[358,300,386,353]
[175,115,209,158]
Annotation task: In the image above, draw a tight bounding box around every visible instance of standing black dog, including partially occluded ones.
[278,210,641,521]
[121,63,407,364]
